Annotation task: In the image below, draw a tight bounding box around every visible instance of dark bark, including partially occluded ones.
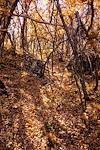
[0,80,8,97]
[54,0,90,109]
[0,0,19,55]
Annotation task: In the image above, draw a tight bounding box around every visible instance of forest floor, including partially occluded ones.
[0,53,100,150]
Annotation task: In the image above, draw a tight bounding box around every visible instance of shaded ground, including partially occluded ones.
[0,54,100,150]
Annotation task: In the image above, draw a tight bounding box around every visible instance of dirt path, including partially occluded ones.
[0,56,100,150]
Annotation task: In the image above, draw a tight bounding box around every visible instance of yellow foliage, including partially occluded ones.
[95,0,100,7]
[0,7,10,14]
[0,0,3,5]
[65,0,76,4]
[66,7,75,16]
[80,0,87,2]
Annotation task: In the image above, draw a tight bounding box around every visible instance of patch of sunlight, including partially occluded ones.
[25,118,43,138]
[22,103,36,114]
[21,71,28,77]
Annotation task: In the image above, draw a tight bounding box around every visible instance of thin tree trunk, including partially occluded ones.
[0,0,19,56]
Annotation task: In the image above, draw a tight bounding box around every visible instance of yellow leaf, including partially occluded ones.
[21,71,28,77]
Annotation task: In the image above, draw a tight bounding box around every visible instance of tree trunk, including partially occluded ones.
[0,0,19,56]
